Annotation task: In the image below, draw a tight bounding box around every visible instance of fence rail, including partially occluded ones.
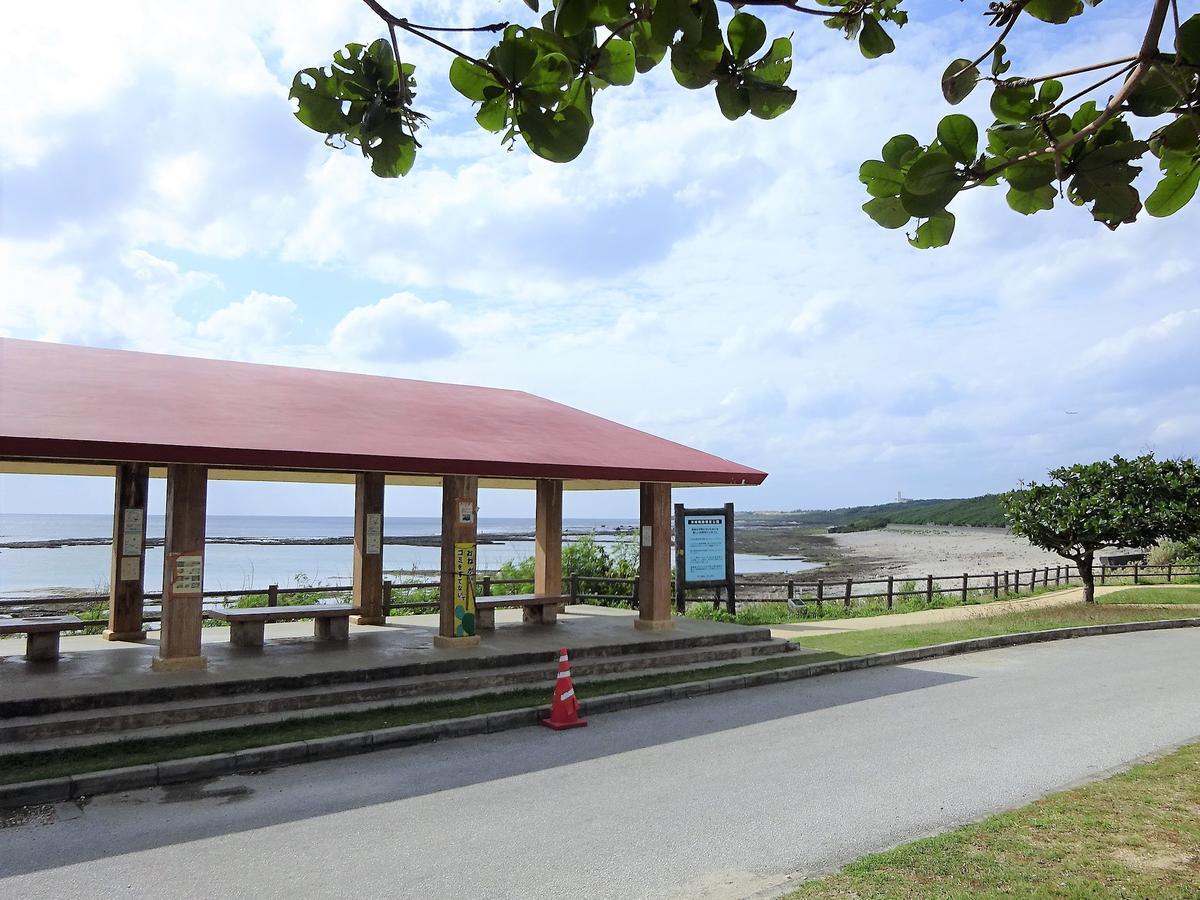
[3,562,1196,629]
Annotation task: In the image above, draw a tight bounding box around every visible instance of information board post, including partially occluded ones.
[674,502,736,616]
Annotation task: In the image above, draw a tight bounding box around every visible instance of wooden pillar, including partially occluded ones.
[152,464,208,672]
[530,479,564,624]
[104,462,149,642]
[435,474,480,648]
[636,482,672,631]
[352,472,386,625]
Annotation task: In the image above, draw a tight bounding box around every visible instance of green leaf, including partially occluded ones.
[858,16,895,59]
[751,38,792,84]
[517,103,591,162]
[1005,158,1056,191]
[900,183,959,218]
[1038,79,1064,104]
[1126,67,1180,117]
[1155,116,1200,153]
[859,160,904,198]
[936,115,978,164]
[715,81,750,120]
[553,0,591,37]
[882,134,919,167]
[1146,160,1200,217]
[863,197,910,229]
[1024,0,1084,24]
[449,57,504,102]
[630,21,668,73]
[476,94,510,132]
[905,152,958,195]
[290,69,350,134]
[523,52,573,101]
[1180,15,1200,66]
[595,40,636,86]
[745,81,796,120]
[727,12,767,63]
[362,116,416,177]
[908,210,955,249]
[991,81,1036,125]
[991,43,1010,77]
[1006,184,1056,215]
[671,41,719,89]
[941,58,979,105]
[489,29,539,83]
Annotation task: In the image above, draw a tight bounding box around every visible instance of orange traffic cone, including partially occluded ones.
[542,647,587,730]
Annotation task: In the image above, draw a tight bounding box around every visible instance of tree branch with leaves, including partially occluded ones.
[289,0,1200,247]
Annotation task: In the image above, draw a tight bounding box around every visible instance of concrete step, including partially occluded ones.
[0,625,775,720]
[0,638,798,751]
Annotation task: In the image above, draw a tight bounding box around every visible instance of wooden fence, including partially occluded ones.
[2,562,1196,630]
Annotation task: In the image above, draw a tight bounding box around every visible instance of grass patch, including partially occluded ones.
[796,603,1200,658]
[0,651,838,785]
[686,582,1081,627]
[784,740,1200,899]
[1099,586,1200,605]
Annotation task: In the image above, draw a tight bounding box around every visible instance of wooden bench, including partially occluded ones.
[475,594,569,629]
[0,615,83,661]
[203,605,358,648]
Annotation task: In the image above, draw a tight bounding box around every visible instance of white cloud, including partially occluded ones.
[197,291,298,347]
[329,292,460,363]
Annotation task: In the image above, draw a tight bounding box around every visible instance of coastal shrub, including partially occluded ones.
[491,534,638,602]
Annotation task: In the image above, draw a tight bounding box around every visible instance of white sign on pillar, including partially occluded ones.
[365,513,383,555]
[122,508,144,557]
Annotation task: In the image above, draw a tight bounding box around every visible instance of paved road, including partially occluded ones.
[3,630,1199,899]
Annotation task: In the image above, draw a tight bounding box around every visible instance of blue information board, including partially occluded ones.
[683,515,727,582]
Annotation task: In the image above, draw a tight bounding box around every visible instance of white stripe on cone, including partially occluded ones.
[559,688,575,701]
[557,670,571,679]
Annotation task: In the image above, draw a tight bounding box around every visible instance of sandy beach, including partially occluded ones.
[829,524,1069,579]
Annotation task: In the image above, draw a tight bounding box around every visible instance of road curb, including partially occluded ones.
[3,617,1198,808]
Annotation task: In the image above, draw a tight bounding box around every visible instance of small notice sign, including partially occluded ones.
[171,554,203,595]
[119,556,141,582]
[365,513,382,555]
[683,515,727,582]
[458,501,475,525]
[121,508,144,557]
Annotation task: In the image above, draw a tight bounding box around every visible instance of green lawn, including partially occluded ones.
[784,741,1200,899]
[796,602,1200,658]
[1100,586,1200,605]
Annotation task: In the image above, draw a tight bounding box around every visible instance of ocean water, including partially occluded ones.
[0,514,817,597]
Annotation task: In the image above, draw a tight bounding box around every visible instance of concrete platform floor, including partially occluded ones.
[0,607,765,705]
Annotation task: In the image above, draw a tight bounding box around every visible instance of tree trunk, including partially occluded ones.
[1076,553,1095,603]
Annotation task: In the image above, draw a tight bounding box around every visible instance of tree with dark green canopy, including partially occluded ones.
[290,1,1200,248]
[1001,454,1200,603]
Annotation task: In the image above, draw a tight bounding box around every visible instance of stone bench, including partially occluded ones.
[203,605,359,648]
[0,615,83,661]
[475,594,569,629]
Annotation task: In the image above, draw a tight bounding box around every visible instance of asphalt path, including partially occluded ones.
[3,630,1199,899]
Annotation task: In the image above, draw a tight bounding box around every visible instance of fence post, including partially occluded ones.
[481,576,492,598]
[926,575,933,603]
[961,573,968,603]
[1042,566,1048,588]
[886,575,894,610]
[844,578,852,609]
[1167,563,1173,583]
[787,579,795,602]
[993,572,999,599]
[816,579,824,609]
[569,572,578,604]
[1133,563,1140,585]
[1004,570,1010,595]
[382,580,393,615]
[267,583,278,607]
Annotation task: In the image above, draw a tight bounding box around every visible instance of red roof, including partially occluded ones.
[0,339,766,487]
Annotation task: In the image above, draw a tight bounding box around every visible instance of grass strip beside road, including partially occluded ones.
[0,652,837,785]
[5,601,1197,788]
[784,741,1200,899]
[1099,586,1200,605]
[794,603,1200,658]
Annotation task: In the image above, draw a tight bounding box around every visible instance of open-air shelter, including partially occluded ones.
[0,338,767,672]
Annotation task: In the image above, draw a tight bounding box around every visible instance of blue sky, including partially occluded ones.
[2,1,1198,519]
